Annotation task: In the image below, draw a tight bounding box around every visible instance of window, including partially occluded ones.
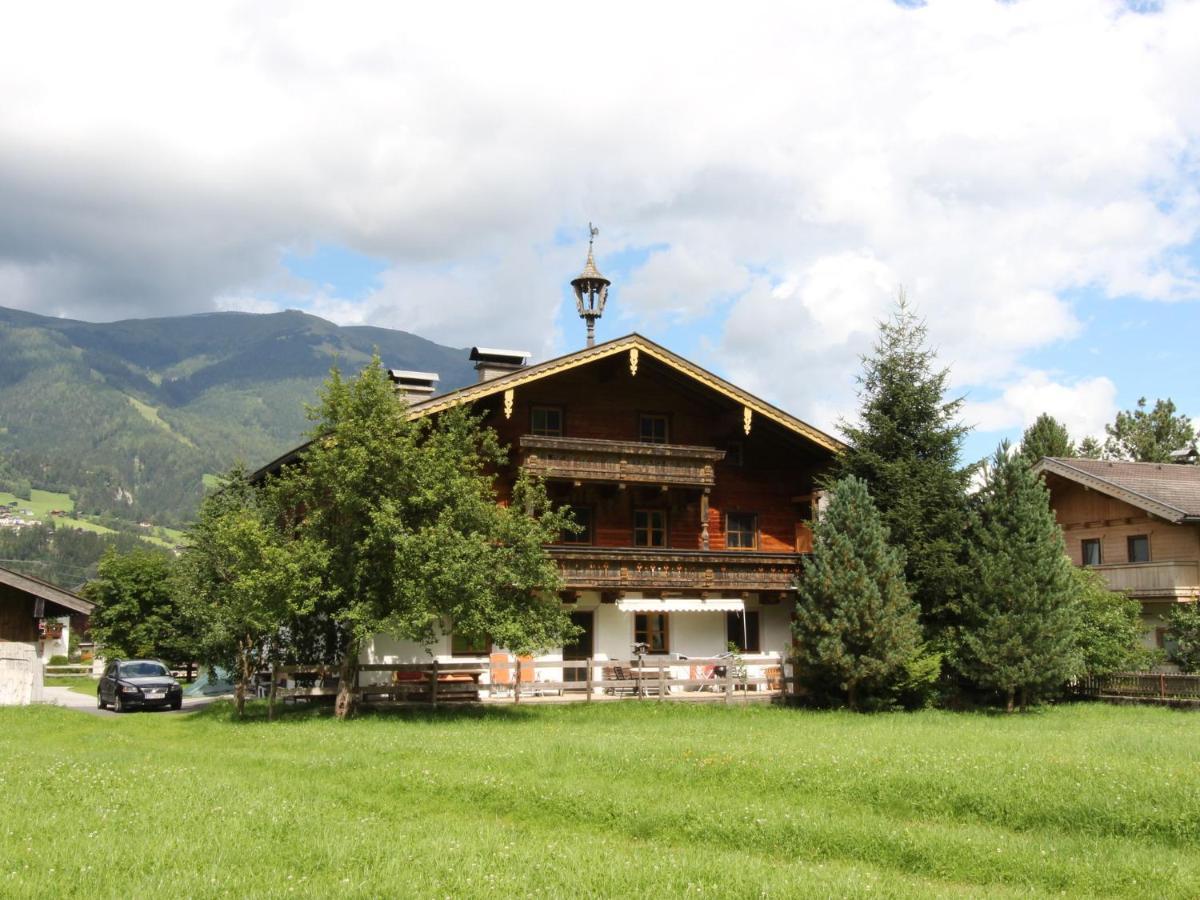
[1127,534,1150,564]
[726,610,761,652]
[561,506,592,544]
[634,509,667,547]
[450,631,492,656]
[639,414,669,444]
[1081,538,1102,567]
[726,513,757,550]
[634,613,669,654]
[531,406,563,437]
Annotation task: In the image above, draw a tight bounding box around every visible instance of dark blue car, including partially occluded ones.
[97,659,183,712]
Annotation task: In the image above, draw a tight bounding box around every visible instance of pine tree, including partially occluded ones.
[792,476,923,710]
[835,295,973,637]
[1077,435,1103,459]
[1104,397,1196,462]
[1018,413,1074,465]
[957,443,1080,711]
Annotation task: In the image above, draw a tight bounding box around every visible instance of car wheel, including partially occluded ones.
[170,698,182,711]
[97,691,106,710]
[113,693,126,714]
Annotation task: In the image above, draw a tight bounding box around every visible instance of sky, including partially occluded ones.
[1,0,1198,464]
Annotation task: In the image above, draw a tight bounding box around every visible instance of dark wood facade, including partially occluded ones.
[413,336,838,595]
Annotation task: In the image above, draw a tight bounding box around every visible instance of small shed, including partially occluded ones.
[0,564,94,660]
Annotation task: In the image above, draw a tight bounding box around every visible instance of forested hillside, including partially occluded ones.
[0,306,474,531]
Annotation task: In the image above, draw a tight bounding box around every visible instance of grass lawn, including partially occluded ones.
[1,702,1197,899]
[42,676,99,696]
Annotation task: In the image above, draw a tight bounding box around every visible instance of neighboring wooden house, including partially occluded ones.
[1034,457,1200,650]
[0,564,93,660]
[255,247,842,683]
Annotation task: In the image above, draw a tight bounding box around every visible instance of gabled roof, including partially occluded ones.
[1033,457,1200,523]
[408,333,845,453]
[251,333,844,480]
[0,564,94,616]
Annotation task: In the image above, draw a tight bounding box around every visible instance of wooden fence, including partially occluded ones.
[43,664,93,678]
[266,656,793,717]
[1072,671,1200,703]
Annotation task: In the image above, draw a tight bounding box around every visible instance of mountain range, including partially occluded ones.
[0,306,475,527]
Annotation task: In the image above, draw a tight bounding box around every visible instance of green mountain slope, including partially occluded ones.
[0,307,474,527]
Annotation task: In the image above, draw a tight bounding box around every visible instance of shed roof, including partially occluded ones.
[0,564,94,616]
[1034,457,1200,523]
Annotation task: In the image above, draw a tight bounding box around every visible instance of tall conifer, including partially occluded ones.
[793,476,922,710]
[956,442,1080,710]
[835,296,972,637]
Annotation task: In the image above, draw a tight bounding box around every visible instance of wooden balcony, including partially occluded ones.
[548,546,802,592]
[519,436,725,489]
[1091,560,1200,599]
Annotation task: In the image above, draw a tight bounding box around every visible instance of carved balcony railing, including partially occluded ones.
[1090,561,1200,599]
[547,546,803,592]
[519,436,725,489]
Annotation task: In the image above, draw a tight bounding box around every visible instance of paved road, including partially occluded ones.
[42,685,224,717]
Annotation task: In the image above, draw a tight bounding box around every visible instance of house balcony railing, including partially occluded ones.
[547,546,803,592]
[519,436,725,489]
[1090,560,1200,599]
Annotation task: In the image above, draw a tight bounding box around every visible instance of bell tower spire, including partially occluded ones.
[571,223,610,348]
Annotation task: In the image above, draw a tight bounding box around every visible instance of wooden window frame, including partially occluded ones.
[638,413,669,445]
[450,631,492,657]
[531,405,564,437]
[633,509,668,548]
[726,610,761,653]
[634,613,670,654]
[1081,538,1102,567]
[725,512,758,550]
[559,505,593,545]
[1127,534,1150,564]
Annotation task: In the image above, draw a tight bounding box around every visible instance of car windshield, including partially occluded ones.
[120,662,169,678]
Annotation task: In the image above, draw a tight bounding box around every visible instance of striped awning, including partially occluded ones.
[616,598,744,613]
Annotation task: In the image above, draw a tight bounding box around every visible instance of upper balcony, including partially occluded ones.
[1091,560,1200,600]
[518,435,725,489]
[548,546,803,592]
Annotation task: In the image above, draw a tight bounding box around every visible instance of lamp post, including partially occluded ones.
[571,223,610,348]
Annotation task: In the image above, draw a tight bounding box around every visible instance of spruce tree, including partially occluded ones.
[957,443,1080,711]
[835,295,973,637]
[792,475,923,710]
[1018,413,1075,465]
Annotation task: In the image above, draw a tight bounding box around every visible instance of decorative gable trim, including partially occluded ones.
[407,334,844,453]
[1032,457,1190,524]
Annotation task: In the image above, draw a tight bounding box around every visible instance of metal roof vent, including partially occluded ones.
[469,347,530,383]
[388,369,439,402]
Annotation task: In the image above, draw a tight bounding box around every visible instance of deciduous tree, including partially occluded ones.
[270,357,577,719]
[1165,603,1200,673]
[957,443,1080,711]
[835,295,973,637]
[1071,566,1154,676]
[175,466,326,717]
[792,476,924,710]
[84,548,200,674]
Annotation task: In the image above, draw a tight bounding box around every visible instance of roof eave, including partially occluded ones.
[1034,457,1191,523]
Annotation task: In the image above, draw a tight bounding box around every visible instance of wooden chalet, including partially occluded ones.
[256,234,843,696]
[0,564,93,660]
[1034,457,1200,650]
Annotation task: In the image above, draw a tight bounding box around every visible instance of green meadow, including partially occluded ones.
[1,702,1197,898]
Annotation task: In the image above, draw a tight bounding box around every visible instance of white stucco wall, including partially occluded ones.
[0,641,42,706]
[359,592,796,689]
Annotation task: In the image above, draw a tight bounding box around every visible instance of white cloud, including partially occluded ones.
[0,0,1197,427]
[962,372,1119,441]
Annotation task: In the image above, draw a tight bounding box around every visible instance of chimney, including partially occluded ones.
[388,369,439,402]
[469,347,530,383]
